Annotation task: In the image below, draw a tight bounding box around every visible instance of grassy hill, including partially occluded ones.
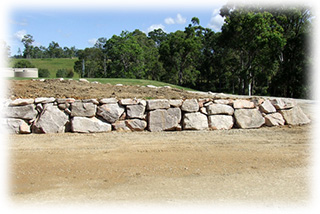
[9,58,79,78]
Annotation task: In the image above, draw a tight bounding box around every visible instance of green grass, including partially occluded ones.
[8,58,79,78]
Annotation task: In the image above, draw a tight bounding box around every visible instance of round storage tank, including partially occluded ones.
[14,68,38,78]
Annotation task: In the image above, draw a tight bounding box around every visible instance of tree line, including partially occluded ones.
[15,35,78,59]
[14,4,312,99]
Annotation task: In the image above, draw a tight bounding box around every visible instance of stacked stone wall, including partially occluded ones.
[3,97,311,134]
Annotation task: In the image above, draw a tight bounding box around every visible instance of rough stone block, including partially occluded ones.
[182,112,208,130]
[71,102,97,117]
[33,105,68,133]
[279,106,310,125]
[97,103,125,123]
[206,104,234,115]
[71,117,111,133]
[234,109,265,129]
[181,99,199,112]
[147,99,170,110]
[208,115,234,130]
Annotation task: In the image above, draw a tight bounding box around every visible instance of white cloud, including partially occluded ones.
[164,13,186,25]
[164,17,175,25]
[147,24,165,33]
[88,38,97,46]
[207,9,225,32]
[175,13,186,24]
[13,30,27,41]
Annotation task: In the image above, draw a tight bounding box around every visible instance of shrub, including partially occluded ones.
[14,60,35,68]
[38,68,50,78]
[56,68,74,78]
[56,69,67,78]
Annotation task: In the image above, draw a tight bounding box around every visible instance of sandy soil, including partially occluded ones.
[7,79,211,100]
[9,125,312,206]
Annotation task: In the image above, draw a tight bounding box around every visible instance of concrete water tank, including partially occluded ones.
[14,68,38,78]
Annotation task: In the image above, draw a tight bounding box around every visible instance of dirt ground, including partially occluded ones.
[7,79,211,100]
[9,125,312,206]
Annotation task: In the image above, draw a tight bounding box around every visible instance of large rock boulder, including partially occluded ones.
[146,99,170,110]
[9,98,34,106]
[206,104,234,115]
[6,104,38,120]
[181,99,199,112]
[259,100,276,114]
[112,121,131,132]
[279,106,310,125]
[233,100,255,109]
[169,99,183,107]
[126,104,146,119]
[33,105,69,133]
[125,119,147,131]
[264,113,285,126]
[182,112,208,130]
[208,115,234,130]
[71,117,111,133]
[234,109,265,129]
[97,103,125,123]
[5,118,31,134]
[71,102,96,117]
[99,98,118,104]
[148,108,181,132]
[271,98,295,110]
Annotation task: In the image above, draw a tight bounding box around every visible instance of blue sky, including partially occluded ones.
[7,1,227,56]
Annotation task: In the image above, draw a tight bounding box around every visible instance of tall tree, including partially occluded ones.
[220,6,286,95]
[21,34,34,59]
[159,23,202,86]
[268,6,312,98]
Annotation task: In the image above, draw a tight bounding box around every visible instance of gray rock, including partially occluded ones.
[33,105,68,133]
[119,98,139,105]
[126,119,147,131]
[264,113,285,126]
[259,100,276,114]
[234,109,265,129]
[182,112,208,130]
[82,99,99,105]
[34,97,56,104]
[6,118,31,134]
[99,98,118,104]
[169,99,183,107]
[58,103,69,110]
[126,104,146,119]
[9,98,34,106]
[79,78,89,83]
[97,103,125,123]
[112,121,131,132]
[70,102,97,117]
[148,108,181,132]
[147,99,170,110]
[71,117,111,133]
[213,99,231,105]
[56,98,76,104]
[181,99,199,112]
[206,104,234,115]
[233,100,255,109]
[279,106,310,125]
[6,104,38,120]
[208,115,234,130]
[271,98,296,110]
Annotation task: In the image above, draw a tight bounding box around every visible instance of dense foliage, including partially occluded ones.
[15,4,312,98]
